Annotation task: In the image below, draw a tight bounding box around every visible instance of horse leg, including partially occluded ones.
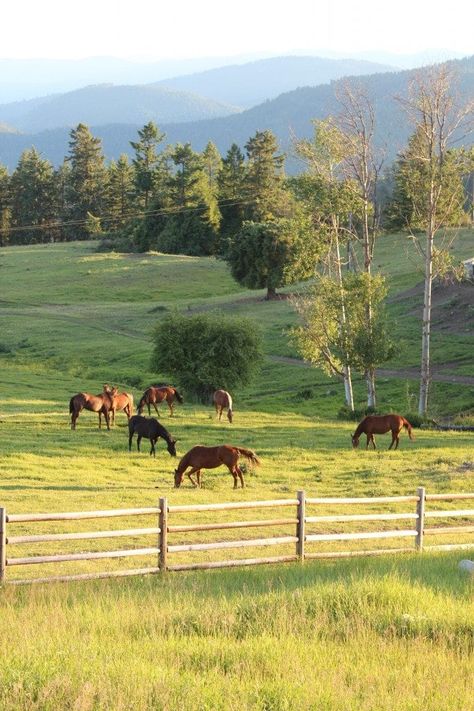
[231,467,238,489]
[152,402,160,417]
[186,468,200,487]
[150,438,156,457]
[98,411,102,429]
[388,431,396,450]
[168,399,174,417]
[236,465,245,488]
[372,435,376,450]
[71,407,80,430]
[128,431,134,452]
[366,434,370,449]
[137,435,142,452]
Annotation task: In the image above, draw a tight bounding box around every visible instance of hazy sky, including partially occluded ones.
[3,0,473,59]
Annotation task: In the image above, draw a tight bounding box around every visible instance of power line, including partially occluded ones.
[0,198,255,236]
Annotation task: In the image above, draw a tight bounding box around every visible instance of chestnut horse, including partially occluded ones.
[103,384,134,425]
[128,415,177,457]
[174,444,260,489]
[137,386,183,417]
[352,414,414,450]
[69,386,117,430]
[213,389,233,423]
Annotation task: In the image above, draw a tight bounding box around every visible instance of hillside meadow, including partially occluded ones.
[0,233,473,709]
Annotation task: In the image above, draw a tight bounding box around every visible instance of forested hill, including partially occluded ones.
[0,84,240,133]
[0,56,473,171]
[152,56,396,108]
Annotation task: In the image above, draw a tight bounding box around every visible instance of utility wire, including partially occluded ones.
[0,198,255,236]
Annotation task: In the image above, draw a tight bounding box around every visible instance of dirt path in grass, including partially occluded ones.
[269,355,474,385]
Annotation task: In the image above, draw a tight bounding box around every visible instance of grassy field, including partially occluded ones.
[0,233,473,709]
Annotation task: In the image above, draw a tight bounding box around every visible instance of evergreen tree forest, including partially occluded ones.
[1,119,472,254]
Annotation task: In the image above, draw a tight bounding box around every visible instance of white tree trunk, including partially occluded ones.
[344,365,354,411]
[335,227,354,412]
[419,219,434,415]
[366,368,376,409]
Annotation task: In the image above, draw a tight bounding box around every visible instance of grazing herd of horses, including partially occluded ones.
[68,383,415,488]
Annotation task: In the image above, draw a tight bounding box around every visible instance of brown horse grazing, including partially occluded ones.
[352,414,414,450]
[103,384,134,425]
[69,386,117,430]
[174,445,260,489]
[128,415,177,457]
[137,386,183,417]
[213,389,233,423]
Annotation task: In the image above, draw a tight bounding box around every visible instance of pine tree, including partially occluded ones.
[130,121,166,210]
[0,163,11,246]
[10,148,58,244]
[218,143,247,241]
[244,130,290,220]
[64,124,107,240]
[107,154,136,230]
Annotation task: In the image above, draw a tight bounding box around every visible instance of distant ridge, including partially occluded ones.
[152,55,397,108]
[0,84,240,133]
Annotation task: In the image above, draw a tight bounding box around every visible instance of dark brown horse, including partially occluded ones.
[213,389,233,423]
[352,414,414,450]
[174,445,260,489]
[103,384,134,425]
[128,415,177,457]
[137,386,183,417]
[69,386,117,430]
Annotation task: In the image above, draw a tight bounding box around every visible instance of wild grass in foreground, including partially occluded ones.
[1,554,473,710]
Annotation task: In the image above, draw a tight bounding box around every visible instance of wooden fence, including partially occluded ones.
[1,488,474,585]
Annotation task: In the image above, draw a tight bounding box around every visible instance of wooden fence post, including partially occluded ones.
[415,487,426,551]
[0,508,6,584]
[296,490,306,562]
[159,498,168,572]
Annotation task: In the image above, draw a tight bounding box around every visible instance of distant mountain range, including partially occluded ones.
[0,55,473,172]
[0,56,394,134]
[152,56,396,108]
[0,50,466,103]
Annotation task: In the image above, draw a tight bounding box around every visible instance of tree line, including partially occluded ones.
[0,65,472,416]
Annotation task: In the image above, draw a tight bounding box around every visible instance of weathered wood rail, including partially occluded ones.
[1,489,473,585]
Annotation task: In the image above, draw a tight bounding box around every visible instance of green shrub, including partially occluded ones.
[150,312,263,402]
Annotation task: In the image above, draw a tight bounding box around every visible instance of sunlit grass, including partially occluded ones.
[0,236,473,709]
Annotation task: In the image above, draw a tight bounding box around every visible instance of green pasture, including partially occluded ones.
[0,235,473,709]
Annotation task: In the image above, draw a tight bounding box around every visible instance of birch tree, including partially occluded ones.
[333,80,385,407]
[396,66,473,415]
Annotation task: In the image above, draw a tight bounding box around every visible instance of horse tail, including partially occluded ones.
[69,396,75,414]
[127,393,134,414]
[402,418,415,440]
[173,388,184,404]
[234,447,260,467]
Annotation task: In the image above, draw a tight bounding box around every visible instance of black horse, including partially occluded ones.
[128,415,177,457]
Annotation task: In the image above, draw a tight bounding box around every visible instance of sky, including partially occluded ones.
[2,0,473,60]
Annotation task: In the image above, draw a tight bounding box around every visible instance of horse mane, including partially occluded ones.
[352,417,369,439]
[154,419,174,443]
[173,388,184,403]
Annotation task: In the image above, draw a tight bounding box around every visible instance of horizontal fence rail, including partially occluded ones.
[1,489,473,585]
